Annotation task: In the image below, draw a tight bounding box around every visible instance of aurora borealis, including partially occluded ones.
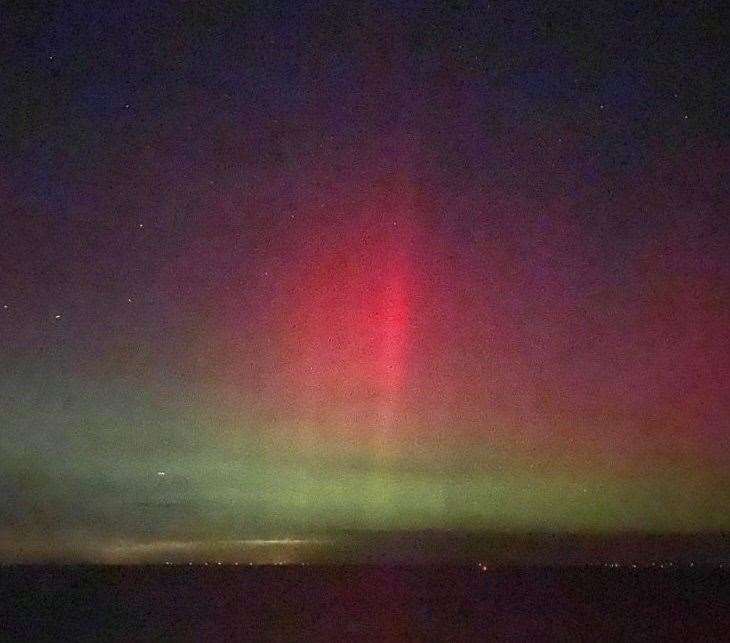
[1,1,728,562]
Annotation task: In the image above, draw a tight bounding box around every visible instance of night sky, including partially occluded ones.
[2,1,728,562]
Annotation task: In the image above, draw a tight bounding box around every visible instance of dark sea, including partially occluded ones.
[2,565,729,641]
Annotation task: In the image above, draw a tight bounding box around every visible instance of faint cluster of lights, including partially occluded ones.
[163,561,304,566]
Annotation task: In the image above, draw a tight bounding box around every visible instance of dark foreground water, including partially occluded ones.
[2,566,729,641]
